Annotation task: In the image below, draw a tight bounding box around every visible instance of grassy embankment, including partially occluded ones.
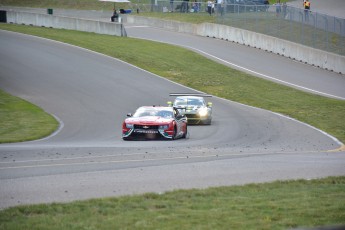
[0,176,344,229]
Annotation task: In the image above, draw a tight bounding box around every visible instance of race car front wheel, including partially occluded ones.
[182,126,187,138]
[172,126,177,140]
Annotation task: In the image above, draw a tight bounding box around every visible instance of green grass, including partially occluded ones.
[0,23,344,145]
[0,176,344,229]
[0,89,58,143]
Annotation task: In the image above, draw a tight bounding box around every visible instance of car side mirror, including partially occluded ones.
[127,113,133,117]
[207,102,213,107]
[167,101,173,107]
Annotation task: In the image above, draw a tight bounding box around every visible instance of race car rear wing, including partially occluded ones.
[169,93,212,97]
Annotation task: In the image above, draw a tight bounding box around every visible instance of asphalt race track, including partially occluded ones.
[0,15,345,209]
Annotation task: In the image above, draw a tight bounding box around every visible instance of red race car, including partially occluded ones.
[122,106,188,140]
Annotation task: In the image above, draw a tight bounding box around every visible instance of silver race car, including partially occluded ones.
[168,93,212,125]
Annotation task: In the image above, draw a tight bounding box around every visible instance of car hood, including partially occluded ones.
[125,116,172,125]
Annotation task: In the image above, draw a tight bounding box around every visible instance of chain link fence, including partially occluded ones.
[133,1,345,56]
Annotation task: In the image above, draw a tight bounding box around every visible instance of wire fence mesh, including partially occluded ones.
[132,1,345,55]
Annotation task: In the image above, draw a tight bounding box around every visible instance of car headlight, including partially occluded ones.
[126,123,134,129]
[198,108,208,117]
[159,125,169,130]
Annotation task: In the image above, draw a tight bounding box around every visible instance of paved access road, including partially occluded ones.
[0,30,344,209]
[124,22,345,101]
[122,0,345,100]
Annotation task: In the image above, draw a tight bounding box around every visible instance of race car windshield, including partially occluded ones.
[175,98,204,106]
[133,108,173,118]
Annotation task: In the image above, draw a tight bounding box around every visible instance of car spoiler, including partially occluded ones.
[169,93,212,97]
